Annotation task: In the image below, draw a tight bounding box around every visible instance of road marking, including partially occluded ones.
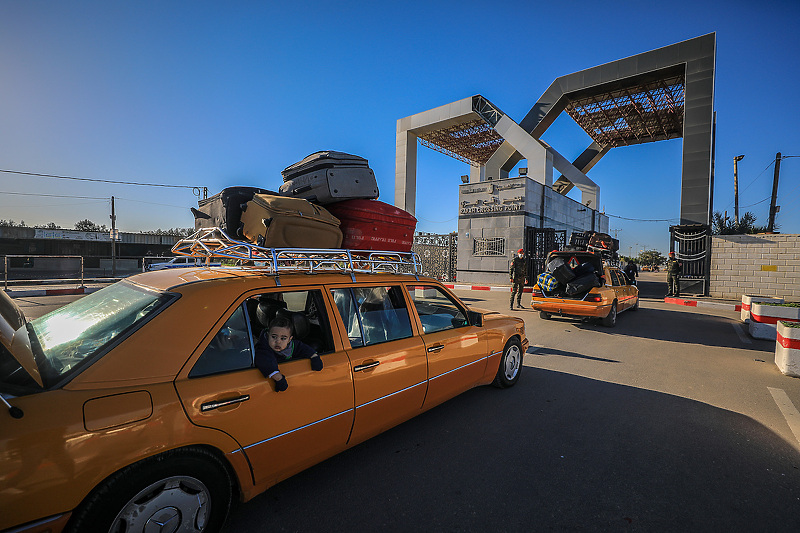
[768,387,800,447]
[732,323,752,344]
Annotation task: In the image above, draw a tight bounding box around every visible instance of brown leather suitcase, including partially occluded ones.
[239,193,342,248]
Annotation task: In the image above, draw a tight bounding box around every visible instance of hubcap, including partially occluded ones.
[504,345,521,380]
[111,476,210,533]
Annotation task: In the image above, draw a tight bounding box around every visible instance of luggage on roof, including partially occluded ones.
[239,193,342,249]
[325,199,417,252]
[280,151,379,205]
[192,186,275,232]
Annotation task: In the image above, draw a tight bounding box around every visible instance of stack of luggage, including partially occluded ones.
[536,257,602,297]
[191,151,418,252]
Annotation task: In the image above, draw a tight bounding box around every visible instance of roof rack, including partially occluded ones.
[171,227,421,282]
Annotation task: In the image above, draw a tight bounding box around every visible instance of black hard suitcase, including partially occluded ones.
[566,273,600,296]
[552,264,576,285]
[192,187,274,233]
[279,151,379,205]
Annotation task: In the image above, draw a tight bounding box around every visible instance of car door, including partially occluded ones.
[174,288,354,487]
[329,284,428,446]
[609,269,631,310]
[406,284,488,409]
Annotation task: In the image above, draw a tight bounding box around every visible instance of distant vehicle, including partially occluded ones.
[144,256,222,271]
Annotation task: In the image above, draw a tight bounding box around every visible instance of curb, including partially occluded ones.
[444,284,532,293]
[664,296,741,312]
[4,286,101,298]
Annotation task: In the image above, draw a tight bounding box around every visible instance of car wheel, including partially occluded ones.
[631,297,640,311]
[493,338,523,388]
[602,301,617,327]
[67,447,232,533]
[539,311,551,320]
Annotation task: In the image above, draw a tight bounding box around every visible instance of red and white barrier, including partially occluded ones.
[775,321,800,377]
[749,302,800,340]
[741,295,784,323]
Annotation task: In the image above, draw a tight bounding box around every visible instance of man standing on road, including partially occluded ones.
[665,251,682,297]
[624,260,639,285]
[510,248,528,309]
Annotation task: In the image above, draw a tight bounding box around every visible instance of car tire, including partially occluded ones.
[631,298,640,311]
[493,337,523,388]
[602,301,617,327]
[67,447,232,533]
[539,311,551,320]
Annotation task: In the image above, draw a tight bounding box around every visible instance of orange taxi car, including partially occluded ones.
[531,250,639,327]
[0,233,527,533]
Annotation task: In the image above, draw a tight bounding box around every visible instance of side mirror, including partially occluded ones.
[468,310,483,327]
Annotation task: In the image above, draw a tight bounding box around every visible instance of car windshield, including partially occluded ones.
[0,282,173,391]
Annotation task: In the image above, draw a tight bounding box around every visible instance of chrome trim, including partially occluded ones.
[242,408,353,450]
[357,381,426,409]
[353,361,380,372]
[201,395,250,412]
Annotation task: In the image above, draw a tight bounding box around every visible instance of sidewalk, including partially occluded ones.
[3,279,119,298]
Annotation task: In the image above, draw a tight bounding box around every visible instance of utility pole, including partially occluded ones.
[110,196,117,276]
[733,155,744,224]
[768,152,781,233]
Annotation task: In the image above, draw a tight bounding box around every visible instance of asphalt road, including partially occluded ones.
[11,274,800,531]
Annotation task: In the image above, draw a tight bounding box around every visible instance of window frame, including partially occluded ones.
[330,285,415,349]
[406,283,472,334]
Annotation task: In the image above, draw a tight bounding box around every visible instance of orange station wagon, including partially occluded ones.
[0,229,528,533]
[530,250,639,327]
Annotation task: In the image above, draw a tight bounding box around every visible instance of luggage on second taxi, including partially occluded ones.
[546,258,576,285]
[565,273,601,296]
[192,186,274,233]
[537,272,560,292]
[239,193,343,248]
[325,199,417,252]
[279,151,379,205]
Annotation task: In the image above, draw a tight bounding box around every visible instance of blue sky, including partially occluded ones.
[1,0,798,255]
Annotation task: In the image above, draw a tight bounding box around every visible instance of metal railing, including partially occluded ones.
[4,255,84,291]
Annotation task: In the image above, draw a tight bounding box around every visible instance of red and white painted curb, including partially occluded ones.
[776,321,800,377]
[444,284,533,293]
[4,286,100,298]
[664,297,741,312]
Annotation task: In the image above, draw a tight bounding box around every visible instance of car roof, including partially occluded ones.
[130,266,433,293]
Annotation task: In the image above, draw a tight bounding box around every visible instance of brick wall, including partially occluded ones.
[710,234,800,302]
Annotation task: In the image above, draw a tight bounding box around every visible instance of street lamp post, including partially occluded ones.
[733,155,745,225]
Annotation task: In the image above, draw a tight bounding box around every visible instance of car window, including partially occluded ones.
[408,285,468,333]
[189,304,253,378]
[610,270,622,286]
[331,286,413,348]
[247,290,335,356]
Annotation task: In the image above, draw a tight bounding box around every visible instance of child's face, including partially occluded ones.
[268,326,293,353]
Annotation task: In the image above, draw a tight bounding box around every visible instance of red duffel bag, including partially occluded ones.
[325,199,417,252]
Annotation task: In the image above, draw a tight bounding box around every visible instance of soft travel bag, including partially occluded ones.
[191,187,274,233]
[239,193,342,248]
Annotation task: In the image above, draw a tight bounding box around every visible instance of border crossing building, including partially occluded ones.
[395,33,715,290]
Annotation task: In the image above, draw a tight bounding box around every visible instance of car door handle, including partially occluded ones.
[353,361,380,372]
[200,395,250,412]
[427,344,445,353]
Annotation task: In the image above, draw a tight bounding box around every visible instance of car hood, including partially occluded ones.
[0,290,43,387]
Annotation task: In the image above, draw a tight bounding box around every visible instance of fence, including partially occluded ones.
[412,232,458,282]
[2,255,143,289]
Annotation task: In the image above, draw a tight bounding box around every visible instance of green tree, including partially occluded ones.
[74,219,108,232]
[712,211,771,235]
[638,249,665,268]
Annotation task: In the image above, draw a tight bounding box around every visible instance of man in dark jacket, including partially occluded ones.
[509,248,528,309]
[624,260,639,285]
[665,251,682,297]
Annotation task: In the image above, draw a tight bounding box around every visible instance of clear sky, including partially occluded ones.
[1,0,798,255]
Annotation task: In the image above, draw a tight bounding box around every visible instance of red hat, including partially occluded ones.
[518,249,524,254]
[669,251,675,256]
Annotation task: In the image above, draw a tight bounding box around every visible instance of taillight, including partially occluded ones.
[532,288,544,297]
[585,294,603,302]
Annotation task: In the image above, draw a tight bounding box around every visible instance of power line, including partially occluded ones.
[0,169,199,191]
[0,190,108,200]
[605,213,678,222]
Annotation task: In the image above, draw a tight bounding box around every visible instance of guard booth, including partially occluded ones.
[670,224,711,296]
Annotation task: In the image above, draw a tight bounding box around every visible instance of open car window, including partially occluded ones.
[408,285,469,334]
[189,304,253,378]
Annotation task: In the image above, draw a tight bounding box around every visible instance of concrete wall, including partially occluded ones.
[456,176,608,285]
[710,234,800,302]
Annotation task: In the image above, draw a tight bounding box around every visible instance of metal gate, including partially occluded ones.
[412,232,457,282]
[669,224,710,295]
[525,227,567,282]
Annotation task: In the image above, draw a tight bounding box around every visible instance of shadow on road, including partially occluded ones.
[532,346,620,363]
[224,369,800,532]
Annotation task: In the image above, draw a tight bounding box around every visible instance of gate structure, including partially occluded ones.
[670,224,710,295]
[525,228,566,282]
[412,232,457,282]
